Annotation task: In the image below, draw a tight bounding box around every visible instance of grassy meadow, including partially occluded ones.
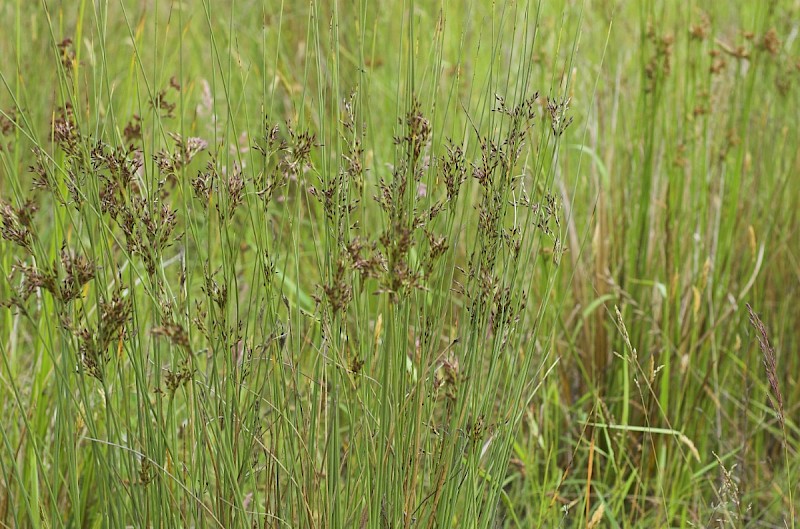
[1,0,799,527]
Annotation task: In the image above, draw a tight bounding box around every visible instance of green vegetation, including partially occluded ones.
[1,1,798,527]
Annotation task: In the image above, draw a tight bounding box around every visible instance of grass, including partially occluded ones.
[0,0,798,527]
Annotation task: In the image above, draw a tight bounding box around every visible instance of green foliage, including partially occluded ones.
[0,1,798,527]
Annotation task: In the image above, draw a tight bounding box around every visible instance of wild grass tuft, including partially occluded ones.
[0,1,798,528]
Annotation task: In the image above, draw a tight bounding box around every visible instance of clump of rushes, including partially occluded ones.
[2,3,799,529]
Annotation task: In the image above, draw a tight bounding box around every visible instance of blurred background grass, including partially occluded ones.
[1,1,798,527]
